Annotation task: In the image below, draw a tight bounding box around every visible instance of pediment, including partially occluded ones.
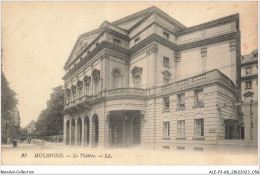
[65,32,100,68]
[112,6,185,31]
[243,91,254,97]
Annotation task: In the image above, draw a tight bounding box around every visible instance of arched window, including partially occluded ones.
[84,76,91,96]
[77,80,83,98]
[112,69,121,89]
[92,69,100,95]
[71,85,77,101]
[66,89,71,104]
[131,66,142,88]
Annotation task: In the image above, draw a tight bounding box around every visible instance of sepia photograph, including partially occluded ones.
[1,1,259,174]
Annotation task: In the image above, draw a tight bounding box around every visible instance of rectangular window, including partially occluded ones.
[225,123,234,139]
[163,96,170,112]
[194,89,203,106]
[135,37,140,44]
[194,147,203,151]
[163,78,169,85]
[96,42,99,47]
[177,93,185,108]
[163,32,169,40]
[245,67,252,75]
[194,119,204,137]
[163,57,170,68]
[133,79,140,88]
[163,122,170,137]
[113,38,120,46]
[246,81,252,89]
[177,120,185,137]
[177,147,185,150]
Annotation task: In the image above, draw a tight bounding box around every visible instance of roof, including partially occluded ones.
[241,49,258,65]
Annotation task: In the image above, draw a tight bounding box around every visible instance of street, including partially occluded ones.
[1,140,258,165]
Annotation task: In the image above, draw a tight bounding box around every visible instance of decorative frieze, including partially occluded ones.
[200,47,207,57]
[146,44,158,56]
[162,70,171,79]
[174,51,181,62]
[229,40,237,51]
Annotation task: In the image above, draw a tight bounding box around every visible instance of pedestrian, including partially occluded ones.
[12,139,17,148]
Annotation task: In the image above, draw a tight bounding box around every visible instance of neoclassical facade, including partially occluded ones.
[63,6,242,150]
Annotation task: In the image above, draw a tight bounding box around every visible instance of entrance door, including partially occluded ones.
[110,116,123,147]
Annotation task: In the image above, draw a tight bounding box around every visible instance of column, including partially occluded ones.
[104,114,110,148]
[63,116,67,145]
[229,40,237,85]
[200,47,207,73]
[81,117,85,147]
[75,119,78,146]
[100,55,104,91]
[90,116,93,147]
[122,115,126,147]
[174,51,181,81]
[69,119,72,145]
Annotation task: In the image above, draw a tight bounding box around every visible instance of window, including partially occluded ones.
[245,81,252,89]
[74,63,77,67]
[225,122,234,139]
[113,69,121,89]
[194,147,203,151]
[135,37,140,44]
[77,81,83,98]
[72,85,77,101]
[162,70,171,85]
[163,78,169,85]
[113,38,120,46]
[177,93,185,108]
[92,69,100,95]
[87,50,90,54]
[245,67,252,75]
[163,32,169,40]
[177,120,185,137]
[80,57,83,61]
[163,96,170,112]
[84,75,91,96]
[96,42,99,47]
[131,66,142,88]
[194,89,203,106]
[163,122,170,137]
[66,89,71,104]
[163,57,170,68]
[253,53,258,57]
[194,119,204,137]
[177,147,185,150]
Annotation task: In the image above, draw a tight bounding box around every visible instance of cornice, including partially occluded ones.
[63,41,129,81]
[64,28,130,70]
[177,13,239,36]
[241,74,258,81]
[63,31,240,81]
[178,32,239,51]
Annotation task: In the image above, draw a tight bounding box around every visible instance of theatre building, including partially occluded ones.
[63,6,242,151]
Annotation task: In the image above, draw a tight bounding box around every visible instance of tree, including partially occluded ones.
[33,86,64,137]
[1,71,18,119]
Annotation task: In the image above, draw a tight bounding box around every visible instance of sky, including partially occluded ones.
[1,1,258,127]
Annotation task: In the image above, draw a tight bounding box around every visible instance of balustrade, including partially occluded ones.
[65,70,237,110]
